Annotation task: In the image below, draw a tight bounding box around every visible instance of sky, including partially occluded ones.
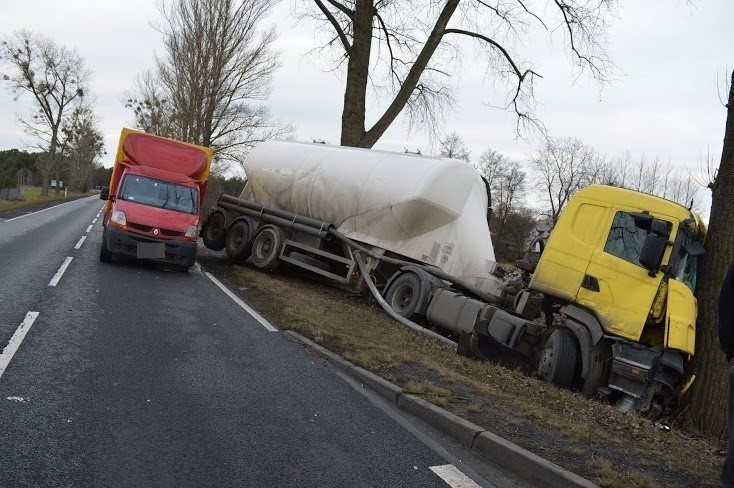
[2,1,732,218]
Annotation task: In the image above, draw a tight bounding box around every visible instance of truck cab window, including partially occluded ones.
[120,175,198,214]
[604,211,671,267]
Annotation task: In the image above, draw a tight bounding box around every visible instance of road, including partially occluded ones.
[0,197,526,487]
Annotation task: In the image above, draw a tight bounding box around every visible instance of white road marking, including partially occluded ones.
[204,271,277,332]
[49,257,73,286]
[0,312,40,381]
[74,236,87,249]
[86,225,93,233]
[92,218,97,224]
[429,465,481,488]
[1,199,80,223]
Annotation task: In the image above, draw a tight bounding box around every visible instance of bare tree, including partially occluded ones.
[303,0,616,148]
[531,137,599,223]
[494,163,526,238]
[682,71,734,438]
[475,148,507,190]
[61,105,105,192]
[0,30,91,195]
[127,0,292,166]
[438,132,469,161]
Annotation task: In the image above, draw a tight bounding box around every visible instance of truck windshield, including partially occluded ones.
[119,175,198,214]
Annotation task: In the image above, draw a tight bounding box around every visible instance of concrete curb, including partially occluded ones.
[285,330,598,488]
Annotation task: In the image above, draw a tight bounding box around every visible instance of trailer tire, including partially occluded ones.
[251,226,285,270]
[202,212,227,251]
[581,340,612,397]
[225,220,252,260]
[99,228,113,263]
[384,272,423,319]
[537,328,577,388]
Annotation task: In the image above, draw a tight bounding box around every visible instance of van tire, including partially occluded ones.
[99,229,113,263]
[384,272,423,319]
[225,220,252,260]
[251,226,285,270]
[537,328,577,388]
[202,212,227,251]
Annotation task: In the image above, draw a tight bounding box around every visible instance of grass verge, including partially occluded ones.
[0,186,88,213]
[212,259,721,488]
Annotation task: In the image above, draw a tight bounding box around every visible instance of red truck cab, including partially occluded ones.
[99,128,213,270]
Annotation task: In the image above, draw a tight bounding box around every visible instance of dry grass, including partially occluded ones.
[216,261,722,487]
[0,186,87,213]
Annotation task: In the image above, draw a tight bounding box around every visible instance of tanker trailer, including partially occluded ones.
[202,140,507,305]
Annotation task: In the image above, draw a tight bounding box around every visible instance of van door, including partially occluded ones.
[575,211,668,341]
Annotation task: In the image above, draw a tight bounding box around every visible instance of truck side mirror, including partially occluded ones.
[639,219,669,276]
[100,186,109,200]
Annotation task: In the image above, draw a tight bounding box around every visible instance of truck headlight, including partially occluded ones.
[185,225,198,238]
[110,210,127,227]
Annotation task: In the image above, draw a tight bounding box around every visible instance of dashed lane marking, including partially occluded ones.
[204,271,277,332]
[0,312,40,381]
[74,236,86,249]
[49,257,73,287]
[429,465,482,488]
[86,225,93,233]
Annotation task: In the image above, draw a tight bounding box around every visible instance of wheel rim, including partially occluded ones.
[255,233,275,260]
[538,341,555,380]
[391,283,415,313]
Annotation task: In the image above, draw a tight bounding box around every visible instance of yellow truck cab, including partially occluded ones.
[527,185,705,414]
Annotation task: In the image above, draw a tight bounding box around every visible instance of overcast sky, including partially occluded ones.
[2,1,732,217]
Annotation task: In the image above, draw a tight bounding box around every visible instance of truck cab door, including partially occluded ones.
[575,211,669,341]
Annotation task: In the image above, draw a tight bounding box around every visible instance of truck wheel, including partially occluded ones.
[581,340,612,397]
[251,226,285,270]
[202,212,227,251]
[384,272,423,318]
[537,328,577,388]
[225,220,252,260]
[99,229,113,263]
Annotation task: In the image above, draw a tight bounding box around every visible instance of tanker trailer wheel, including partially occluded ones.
[225,220,252,260]
[581,340,612,397]
[384,272,423,319]
[251,226,285,270]
[202,212,227,251]
[537,327,578,388]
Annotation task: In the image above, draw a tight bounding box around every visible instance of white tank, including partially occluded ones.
[241,141,500,293]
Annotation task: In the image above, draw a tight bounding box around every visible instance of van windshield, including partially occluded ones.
[120,175,198,214]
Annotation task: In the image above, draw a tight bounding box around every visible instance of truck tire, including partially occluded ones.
[202,212,227,251]
[581,340,612,397]
[251,226,285,270]
[384,272,423,318]
[99,228,113,263]
[537,328,577,388]
[225,220,252,260]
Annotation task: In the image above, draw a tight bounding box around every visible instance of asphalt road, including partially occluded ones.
[0,198,526,487]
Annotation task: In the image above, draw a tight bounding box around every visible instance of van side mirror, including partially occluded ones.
[100,186,109,200]
[639,219,669,276]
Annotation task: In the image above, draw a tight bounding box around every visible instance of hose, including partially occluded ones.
[353,251,457,349]
[329,227,502,305]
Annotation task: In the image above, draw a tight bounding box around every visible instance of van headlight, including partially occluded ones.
[110,210,127,227]
[185,225,198,238]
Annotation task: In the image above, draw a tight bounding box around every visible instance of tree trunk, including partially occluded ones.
[339,0,373,147]
[684,71,734,439]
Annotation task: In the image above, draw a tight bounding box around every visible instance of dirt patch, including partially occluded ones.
[197,250,722,488]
